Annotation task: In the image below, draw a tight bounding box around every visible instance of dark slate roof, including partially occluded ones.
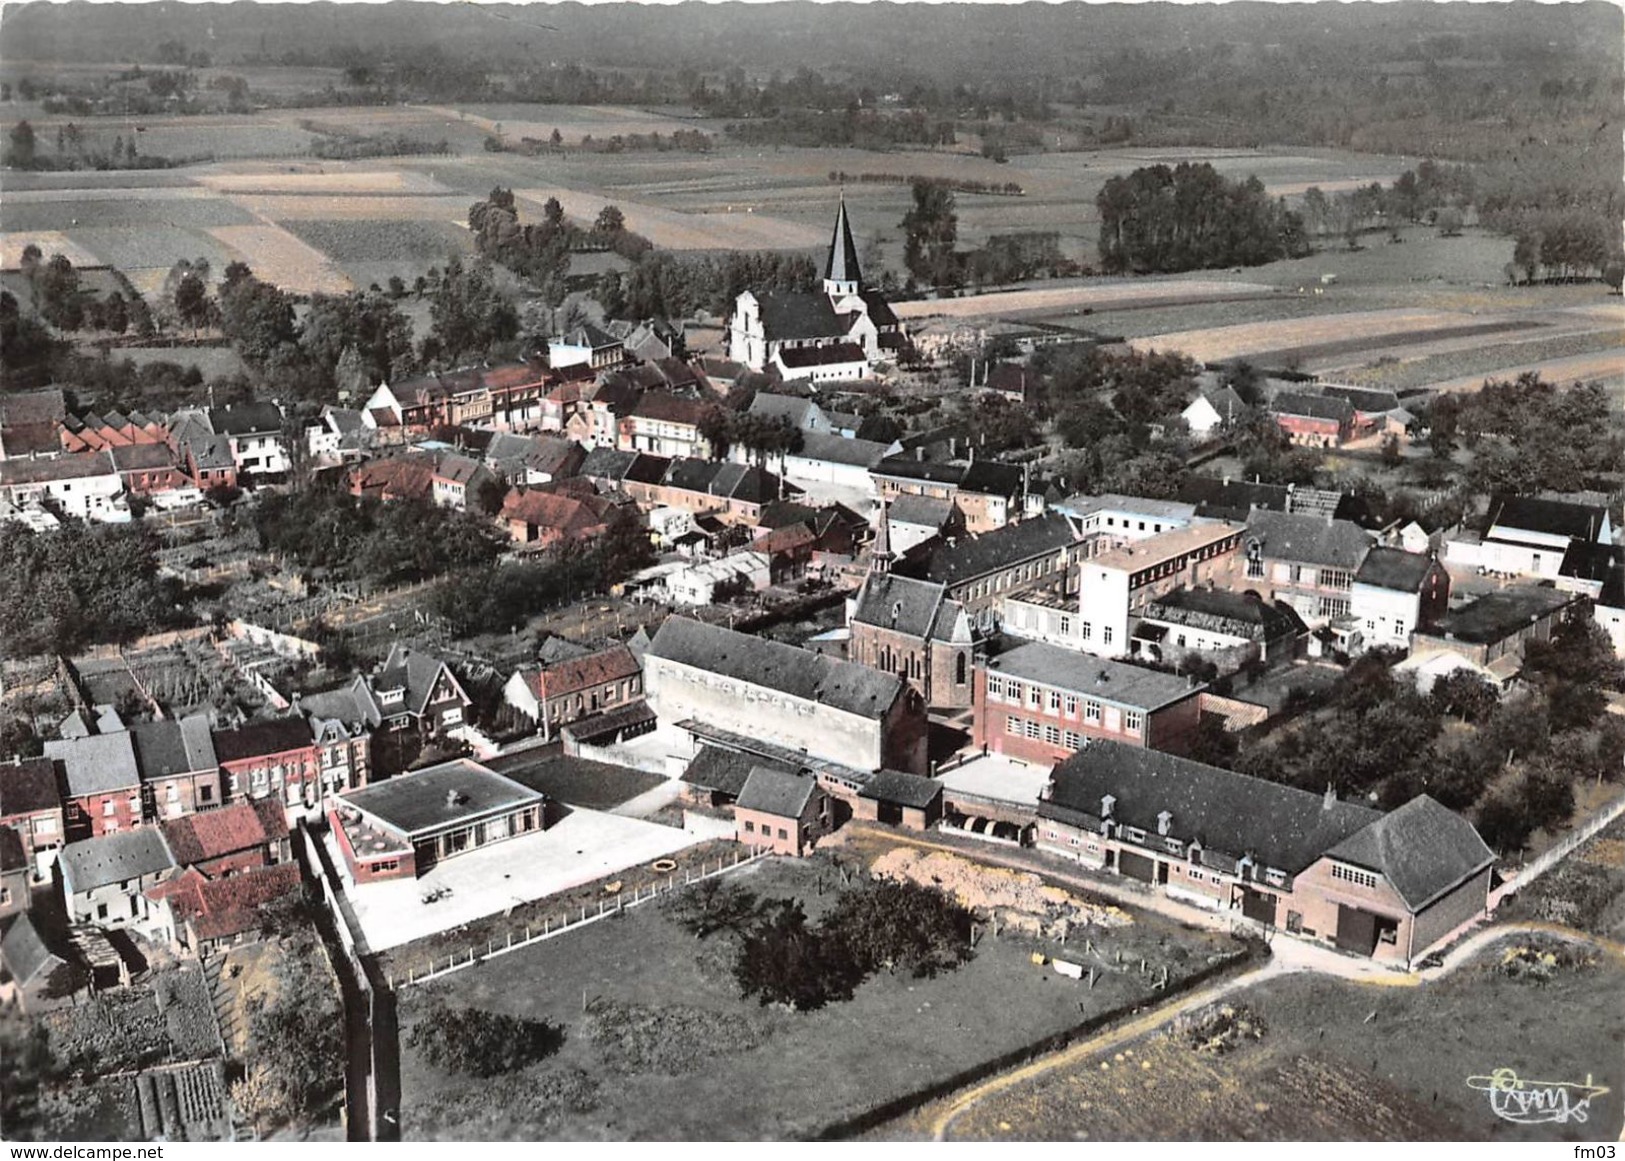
[1245,510,1372,570]
[777,342,867,369]
[795,430,893,469]
[1325,795,1493,911]
[873,455,968,486]
[625,453,673,486]
[44,732,140,797]
[824,198,863,285]
[580,447,640,482]
[748,393,819,429]
[755,292,845,342]
[0,757,63,819]
[1321,385,1404,414]
[1561,542,1625,606]
[859,289,899,328]
[663,457,722,495]
[130,716,217,781]
[207,402,283,436]
[378,643,463,716]
[858,769,942,810]
[1,913,62,987]
[1354,547,1436,592]
[1143,588,1305,641]
[339,759,543,838]
[851,572,951,640]
[0,825,26,873]
[210,718,314,764]
[959,460,1025,497]
[986,641,1201,711]
[1040,742,1382,877]
[1485,494,1609,542]
[1177,477,1294,521]
[900,513,1079,587]
[736,766,817,818]
[59,828,175,895]
[887,494,955,529]
[298,678,383,731]
[647,617,904,720]
[1428,586,1582,645]
[1271,392,1353,423]
[681,746,788,798]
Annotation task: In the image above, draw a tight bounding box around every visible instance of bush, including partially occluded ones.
[821,879,974,979]
[408,1007,565,1077]
[734,901,864,1012]
[581,998,770,1074]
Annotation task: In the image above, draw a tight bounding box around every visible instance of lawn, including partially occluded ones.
[922,934,1625,1142]
[490,755,665,811]
[1500,815,1625,939]
[396,854,1242,1140]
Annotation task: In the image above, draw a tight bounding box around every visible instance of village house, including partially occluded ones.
[974,641,1205,765]
[1177,476,1344,523]
[617,391,716,460]
[0,388,67,460]
[46,731,143,841]
[1404,586,1588,690]
[1320,385,1415,439]
[1558,542,1625,658]
[372,644,473,737]
[500,485,620,548]
[347,454,437,503]
[0,450,130,522]
[735,767,831,856]
[329,759,548,882]
[130,715,222,821]
[884,494,963,553]
[60,410,166,454]
[1349,547,1451,652]
[171,426,238,493]
[1131,588,1306,672]
[1181,385,1247,441]
[1036,742,1493,964]
[1063,522,1246,657]
[1445,493,1614,581]
[58,827,177,928]
[503,641,644,739]
[481,363,552,431]
[482,431,585,486]
[870,456,1032,534]
[1051,493,1197,549]
[158,798,290,880]
[662,551,771,606]
[107,442,194,499]
[1239,510,1374,627]
[430,452,498,511]
[1270,392,1355,448]
[304,406,372,466]
[143,862,304,957]
[1,828,31,918]
[565,377,639,449]
[0,913,73,1013]
[210,718,323,819]
[295,687,376,796]
[644,616,929,774]
[206,402,290,480]
[728,199,902,376]
[0,757,66,881]
[893,512,1087,631]
[548,323,626,372]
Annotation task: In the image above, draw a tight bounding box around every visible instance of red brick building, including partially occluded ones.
[130,716,222,822]
[45,732,143,841]
[972,642,1204,765]
[160,799,290,880]
[734,766,830,857]
[145,862,303,956]
[211,719,322,819]
[503,642,643,740]
[1270,392,1355,448]
[0,756,67,879]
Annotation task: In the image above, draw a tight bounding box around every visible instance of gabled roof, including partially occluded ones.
[108,443,180,473]
[433,452,488,487]
[160,799,286,867]
[1321,385,1403,415]
[959,461,1026,497]
[1426,586,1582,645]
[128,715,218,784]
[1485,494,1608,542]
[298,677,383,731]
[59,828,175,895]
[0,757,63,819]
[348,455,436,501]
[747,392,820,429]
[0,825,27,873]
[554,322,623,351]
[1245,510,1373,570]
[1,912,64,987]
[1271,392,1353,423]
[1354,547,1437,592]
[521,643,641,702]
[483,432,582,478]
[501,487,614,535]
[736,766,817,818]
[681,746,786,798]
[851,572,954,640]
[210,718,314,765]
[1325,795,1493,911]
[754,291,845,342]
[0,450,119,487]
[858,769,941,810]
[1041,742,1382,877]
[1560,541,1625,606]
[44,732,140,797]
[1177,477,1294,521]
[630,392,712,427]
[579,447,640,483]
[1143,589,1305,641]
[0,388,66,428]
[887,494,955,530]
[146,862,302,941]
[377,644,467,717]
[648,616,905,720]
[207,402,283,437]
[899,512,1080,587]
[776,342,867,370]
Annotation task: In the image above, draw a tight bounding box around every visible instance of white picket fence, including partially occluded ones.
[1491,791,1625,909]
[391,847,770,989]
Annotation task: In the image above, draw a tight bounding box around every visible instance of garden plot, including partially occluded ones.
[206,224,353,295]
[514,186,826,251]
[0,230,104,269]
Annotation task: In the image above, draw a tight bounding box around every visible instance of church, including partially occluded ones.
[727,200,905,382]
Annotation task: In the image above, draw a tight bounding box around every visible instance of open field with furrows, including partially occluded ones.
[893,278,1281,323]
[513,185,827,251]
[0,230,105,268]
[898,935,1625,1142]
[397,853,1243,1141]
[425,102,731,143]
[206,223,353,294]
[1420,349,1625,398]
[1319,327,1625,390]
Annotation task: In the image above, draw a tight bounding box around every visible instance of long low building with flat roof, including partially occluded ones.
[328,759,548,883]
[972,640,1205,766]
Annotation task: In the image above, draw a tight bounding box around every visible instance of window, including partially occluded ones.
[166,784,179,802]
[777,828,788,841]
[1047,690,1062,712]
[1006,681,1022,703]
[956,653,967,685]
[103,800,116,817]
[1082,622,1093,640]
[1027,685,1041,708]
[744,820,755,833]
[1043,725,1061,745]
[1322,569,1353,590]
[1085,699,1101,723]
[988,675,1004,698]
[1103,627,1114,646]
[1024,720,1041,740]
[1176,634,1187,648]
[1331,863,1379,889]
[1059,615,1072,635]
[1246,558,1264,579]
[1318,596,1351,618]
[1123,711,1143,734]
[1064,695,1078,718]
[1063,731,1081,749]
[1006,716,1022,735]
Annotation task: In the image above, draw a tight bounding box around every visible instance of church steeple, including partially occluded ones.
[823,196,862,299]
[871,499,893,574]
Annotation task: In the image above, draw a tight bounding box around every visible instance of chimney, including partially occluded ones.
[1100,793,1116,819]
[1157,810,1172,836]
[1322,783,1337,811]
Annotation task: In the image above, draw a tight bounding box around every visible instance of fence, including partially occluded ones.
[1491,791,1625,908]
[392,847,769,989]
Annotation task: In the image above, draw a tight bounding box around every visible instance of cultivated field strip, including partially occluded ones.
[207,224,354,294]
[1131,307,1534,363]
[893,279,1280,321]
[0,230,104,268]
[514,186,826,250]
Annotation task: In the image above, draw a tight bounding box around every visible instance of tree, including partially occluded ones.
[408,1008,565,1077]
[901,180,958,286]
[1436,206,1465,237]
[734,901,861,1012]
[821,880,973,978]
[593,204,626,236]
[6,119,37,168]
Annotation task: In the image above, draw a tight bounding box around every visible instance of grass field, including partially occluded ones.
[397,854,1240,1140]
[898,934,1625,1142]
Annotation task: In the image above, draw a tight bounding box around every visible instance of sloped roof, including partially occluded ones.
[210,718,313,765]
[959,460,1025,497]
[681,746,784,797]
[580,447,640,482]
[0,451,118,487]
[1427,586,1581,645]
[648,616,904,720]
[851,572,952,640]
[129,715,218,782]
[901,512,1079,587]
[748,393,819,429]
[524,643,641,701]
[207,402,283,436]
[147,862,302,941]
[1041,742,1382,877]
[1143,589,1304,641]
[1354,547,1436,592]
[501,488,612,535]
[0,757,63,819]
[858,769,941,810]
[736,766,817,818]
[1271,392,1353,423]
[1245,510,1373,570]
[108,443,180,473]
[1178,477,1294,521]
[59,828,175,895]
[824,198,863,285]
[0,388,66,428]
[299,677,384,731]
[1325,795,1493,911]
[755,292,845,342]
[160,799,286,867]
[858,289,898,328]
[777,342,867,369]
[987,641,1201,712]
[378,644,464,717]
[887,494,955,530]
[348,455,435,501]
[631,392,712,427]
[1321,385,1404,414]
[1,912,63,987]
[433,452,488,487]
[45,732,140,797]
[1486,494,1608,542]
[0,825,26,873]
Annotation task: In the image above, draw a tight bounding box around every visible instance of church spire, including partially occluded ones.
[823,195,862,299]
[871,498,893,574]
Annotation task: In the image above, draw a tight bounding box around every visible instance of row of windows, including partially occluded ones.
[960,554,1064,602]
[1331,863,1379,889]
[742,820,792,841]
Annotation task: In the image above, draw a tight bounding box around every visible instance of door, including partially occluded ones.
[1241,888,1277,926]
[1119,850,1156,883]
[1335,905,1379,955]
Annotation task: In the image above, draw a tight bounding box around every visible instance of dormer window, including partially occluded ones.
[379,687,405,704]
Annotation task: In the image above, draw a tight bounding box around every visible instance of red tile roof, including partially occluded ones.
[160,799,286,866]
[501,488,613,536]
[348,456,435,501]
[525,644,641,701]
[629,392,712,426]
[147,862,303,941]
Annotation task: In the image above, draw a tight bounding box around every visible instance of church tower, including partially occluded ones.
[870,499,894,574]
[823,196,863,301]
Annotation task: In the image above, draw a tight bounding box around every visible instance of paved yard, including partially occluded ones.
[336,809,710,953]
[937,753,1054,807]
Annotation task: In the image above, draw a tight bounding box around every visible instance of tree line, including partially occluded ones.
[1096,163,1310,275]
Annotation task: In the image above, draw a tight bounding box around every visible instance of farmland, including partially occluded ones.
[396,852,1243,1140]
[889,934,1625,1142]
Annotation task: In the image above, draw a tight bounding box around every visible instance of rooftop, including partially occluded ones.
[1245,510,1373,570]
[1485,494,1609,542]
[1325,795,1493,911]
[1426,586,1583,646]
[338,759,543,839]
[899,512,1080,587]
[985,641,1202,711]
[0,757,63,819]
[1354,547,1437,592]
[1092,521,1243,572]
[736,766,818,818]
[59,827,175,895]
[44,731,140,797]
